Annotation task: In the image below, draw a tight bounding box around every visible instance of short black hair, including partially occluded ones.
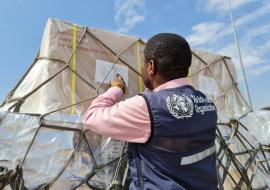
[144,33,192,80]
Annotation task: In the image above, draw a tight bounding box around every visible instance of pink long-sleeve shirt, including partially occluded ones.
[83,78,188,143]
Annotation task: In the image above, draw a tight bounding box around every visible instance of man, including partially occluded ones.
[84,33,218,190]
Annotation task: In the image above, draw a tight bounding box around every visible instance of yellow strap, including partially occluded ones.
[71,24,77,114]
[136,41,143,93]
[187,69,193,85]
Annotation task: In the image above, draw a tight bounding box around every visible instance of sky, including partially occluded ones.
[0,0,269,110]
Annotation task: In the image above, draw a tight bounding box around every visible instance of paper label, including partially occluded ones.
[95,59,129,86]
[198,75,220,96]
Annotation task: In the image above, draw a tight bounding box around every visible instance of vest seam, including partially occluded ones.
[138,94,154,144]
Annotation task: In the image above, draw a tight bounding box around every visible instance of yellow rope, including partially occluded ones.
[136,41,143,93]
[187,69,193,85]
[71,24,77,114]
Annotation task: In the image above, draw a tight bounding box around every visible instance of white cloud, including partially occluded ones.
[216,42,263,68]
[236,2,270,26]
[114,0,145,33]
[245,39,270,58]
[187,22,225,46]
[245,23,270,41]
[197,0,257,14]
[242,55,263,67]
[247,65,270,76]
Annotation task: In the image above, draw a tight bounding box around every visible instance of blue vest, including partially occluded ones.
[128,85,218,190]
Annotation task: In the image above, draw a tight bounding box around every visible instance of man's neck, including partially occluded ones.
[152,77,169,90]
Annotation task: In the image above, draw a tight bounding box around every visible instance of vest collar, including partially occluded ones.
[153,77,189,92]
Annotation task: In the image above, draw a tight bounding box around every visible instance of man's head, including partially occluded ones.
[141,33,192,90]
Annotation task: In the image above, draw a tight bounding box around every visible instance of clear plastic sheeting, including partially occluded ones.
[0,18,269,190]
[0,112,39,170]
[0,111,125,189]
[217,114,270,189]
[240,110,270,145]
[23,127,75,189]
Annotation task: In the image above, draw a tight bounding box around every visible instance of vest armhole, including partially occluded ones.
[138,94,154,144]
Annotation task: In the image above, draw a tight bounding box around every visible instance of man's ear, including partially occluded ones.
[149,60,156,75]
